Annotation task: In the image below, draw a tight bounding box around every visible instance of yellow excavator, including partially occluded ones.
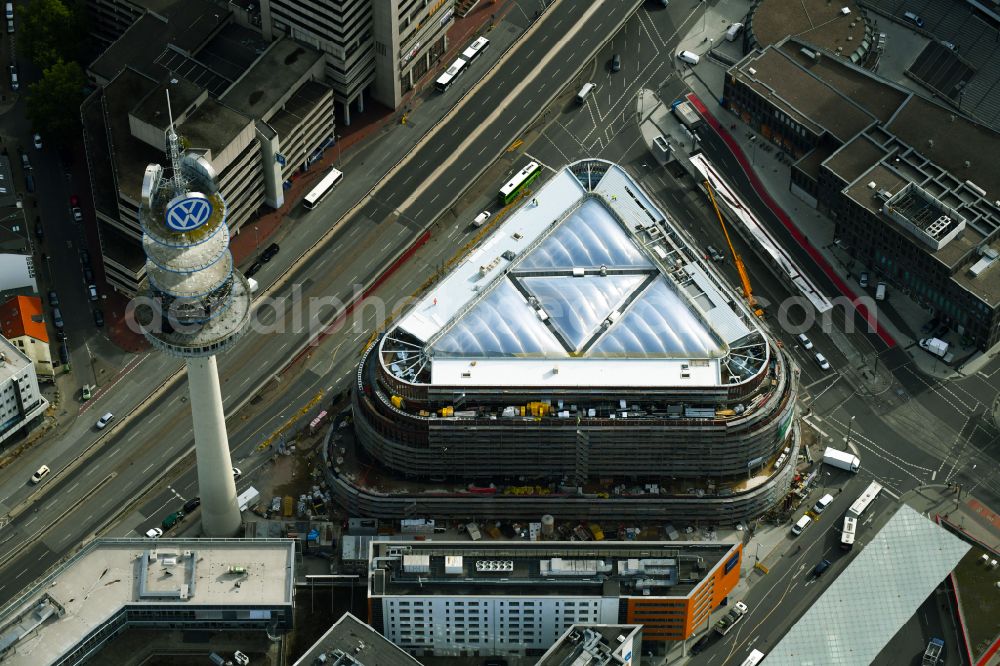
[703,180,764,317]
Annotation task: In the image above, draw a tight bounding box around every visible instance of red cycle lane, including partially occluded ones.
[686,93,896,349]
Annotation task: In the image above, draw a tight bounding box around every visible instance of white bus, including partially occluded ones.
[498,161,542,205]
[435,57,468,92]
[841,515,857,550]
[303,168,344,209]
[740,650,766,666]
[847,480,883,519]
[461,36,490,63]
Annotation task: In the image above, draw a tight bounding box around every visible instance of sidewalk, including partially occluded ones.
[666,4,998,384]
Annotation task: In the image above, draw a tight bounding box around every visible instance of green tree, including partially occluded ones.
[26,60,86,143]
[16,0,85,70]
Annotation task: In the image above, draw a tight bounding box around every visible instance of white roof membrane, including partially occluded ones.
[592,278,723,357]
[519,199,653,270]
[521,274,645,352]
[432,279,565,357]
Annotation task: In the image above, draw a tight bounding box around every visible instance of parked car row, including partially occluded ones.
[245,243,279,278]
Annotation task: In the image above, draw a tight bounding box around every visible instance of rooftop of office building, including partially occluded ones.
[732,39,1000,305]
[368,540,740,599]
[0,539,295,666]
[0,335,32,382]
[379,160,768,390]
[293,612,422,666]
[537,624,642,666]
[88,0,226,84]
[749,0,871,61]
[221,37,325,121]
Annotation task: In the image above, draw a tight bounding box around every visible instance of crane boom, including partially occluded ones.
[703,180,763,316]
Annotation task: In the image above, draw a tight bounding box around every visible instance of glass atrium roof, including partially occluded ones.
[592,278,722,357]
[520,199,653,270]
[433,280,565,357]
[384,160,766,387]
[521,274,644,352]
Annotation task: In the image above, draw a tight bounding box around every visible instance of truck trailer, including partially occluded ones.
[714,601,748,636]
[823,446,860,473]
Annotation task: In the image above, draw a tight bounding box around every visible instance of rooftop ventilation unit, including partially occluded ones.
[969,247,999,278]
[475,560,514,572]
[926,215,953,238]
[840,6,851,14]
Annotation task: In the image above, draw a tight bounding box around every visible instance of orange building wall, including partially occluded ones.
[623,543,743,641]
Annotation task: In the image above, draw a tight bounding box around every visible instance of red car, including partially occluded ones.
[70,195,79,207]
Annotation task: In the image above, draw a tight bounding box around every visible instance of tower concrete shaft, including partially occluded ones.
[136,96,253,537]
[187,356,241,536]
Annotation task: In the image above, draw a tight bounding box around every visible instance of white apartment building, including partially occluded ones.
[261,0,376,124]
[368,540,742,658]
[262,0,457,117]
[0,336,48,446]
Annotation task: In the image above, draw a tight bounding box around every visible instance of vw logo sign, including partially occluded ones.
[165,193,213,232]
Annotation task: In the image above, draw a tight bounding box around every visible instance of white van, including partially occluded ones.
[4,3,11,20]
[473,210,491,227]
[576,82,595,103]
[875,282,886,301]
[725,23,743,42]
[813,493,834,514]
[791,514,812,535]
[903,11,924,28]
[677,50,700,65]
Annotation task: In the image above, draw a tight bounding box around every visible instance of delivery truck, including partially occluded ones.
[919,337,949,358]
[823,446,860,473]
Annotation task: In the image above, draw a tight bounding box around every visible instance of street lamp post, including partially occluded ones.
[336,134,342,168]
[254,225,259,252]
[845,415,856,448]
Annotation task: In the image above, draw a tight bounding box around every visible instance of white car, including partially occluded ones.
[33,133,42,149]
[797,333,813,350]
[30,465,50,484]
[96,412,114,429]
[232,467,242,480]
[72,207,83,223]
[814,352,831,370]
[145,527,163,539]
[234,651,250,666]
[473,210,491,227]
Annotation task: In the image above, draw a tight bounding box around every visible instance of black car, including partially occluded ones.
[80,249,90,266]
[691,634,712,655]
[83,267,94,283]
[58,341,69,364]
[183,497,201,513]
[611,53,621,72]
[245,261,262,277]
[47,290,59,307]
[93,309,104,327]
[35,222,43,240]
[813,559,831,577]
[261,242,279,262]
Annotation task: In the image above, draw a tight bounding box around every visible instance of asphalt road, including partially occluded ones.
[0,0,648,607]
[0,3,995,660]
